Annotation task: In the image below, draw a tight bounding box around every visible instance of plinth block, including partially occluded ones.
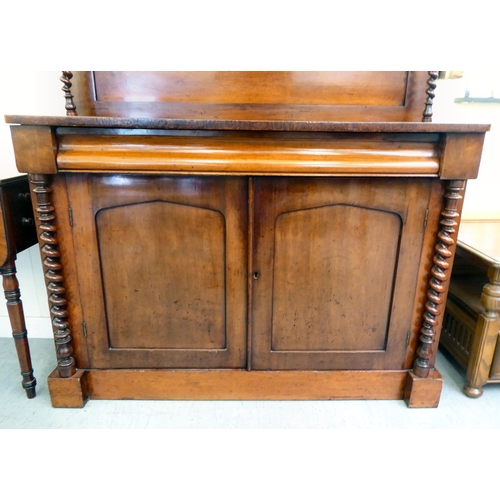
[48,368,89,408]
[404,370,443,408]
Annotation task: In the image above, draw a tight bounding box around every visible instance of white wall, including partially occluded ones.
[1,71,64,338]
[432,73,500,219]
[1,71,499,338]
[1,71,64,176]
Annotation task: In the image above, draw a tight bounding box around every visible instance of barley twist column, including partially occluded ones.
[60,71,78,116]
[422,71,438,122]
[30,173,75,377]
[414,180,464,377]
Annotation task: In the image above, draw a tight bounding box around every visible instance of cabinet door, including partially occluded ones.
[68,174,247,369]
[251,177,432,370]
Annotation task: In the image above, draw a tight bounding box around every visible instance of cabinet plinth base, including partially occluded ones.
[43,367,445,407]
[47,369,89,408]
[404,370,443,408]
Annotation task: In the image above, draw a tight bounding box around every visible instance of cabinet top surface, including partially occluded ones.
[4,115,490,133]
[458,221,500,267]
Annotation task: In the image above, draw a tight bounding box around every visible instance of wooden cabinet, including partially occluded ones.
[5,71,490,408]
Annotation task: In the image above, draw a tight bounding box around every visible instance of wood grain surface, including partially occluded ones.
[5,115,491,133]
[97,200,226,349]
[70,71,429,122]
[86,368,408,401]
[56,132,441,176]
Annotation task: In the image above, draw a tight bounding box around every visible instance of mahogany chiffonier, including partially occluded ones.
[0,175,38,398]
[440,220,500,397]
[5,71,489,408]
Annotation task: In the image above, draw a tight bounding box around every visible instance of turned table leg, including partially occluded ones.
[464,266,500,398]
[1,258,36,398]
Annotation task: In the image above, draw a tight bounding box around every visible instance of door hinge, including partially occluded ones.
[406,331,411,347]
[82,321,88,338]
[423,208,429,227]
[68,207,74,227]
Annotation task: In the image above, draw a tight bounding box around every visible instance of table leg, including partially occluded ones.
[464,266,500,398]
[1,260,37,398]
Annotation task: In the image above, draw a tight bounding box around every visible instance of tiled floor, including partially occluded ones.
[1,338,499,429]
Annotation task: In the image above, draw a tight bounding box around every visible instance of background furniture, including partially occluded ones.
[440,220,500,397]
[5,71,489,408]
[0,175,38,398]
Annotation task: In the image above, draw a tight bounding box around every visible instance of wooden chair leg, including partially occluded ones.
[1,262,37,398]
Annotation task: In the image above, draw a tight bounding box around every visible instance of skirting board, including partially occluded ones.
[47,368,443,408]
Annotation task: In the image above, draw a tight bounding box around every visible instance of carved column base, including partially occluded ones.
[404,370,443,408]
[47,368,89,408]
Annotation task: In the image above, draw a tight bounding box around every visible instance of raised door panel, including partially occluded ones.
[92,71,408,105]
[96,201,226,350]
[252,177,432,370]
[271,204,401,352]
[68,174,247,369]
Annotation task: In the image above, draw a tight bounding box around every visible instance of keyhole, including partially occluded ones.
[253,272,259,280]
